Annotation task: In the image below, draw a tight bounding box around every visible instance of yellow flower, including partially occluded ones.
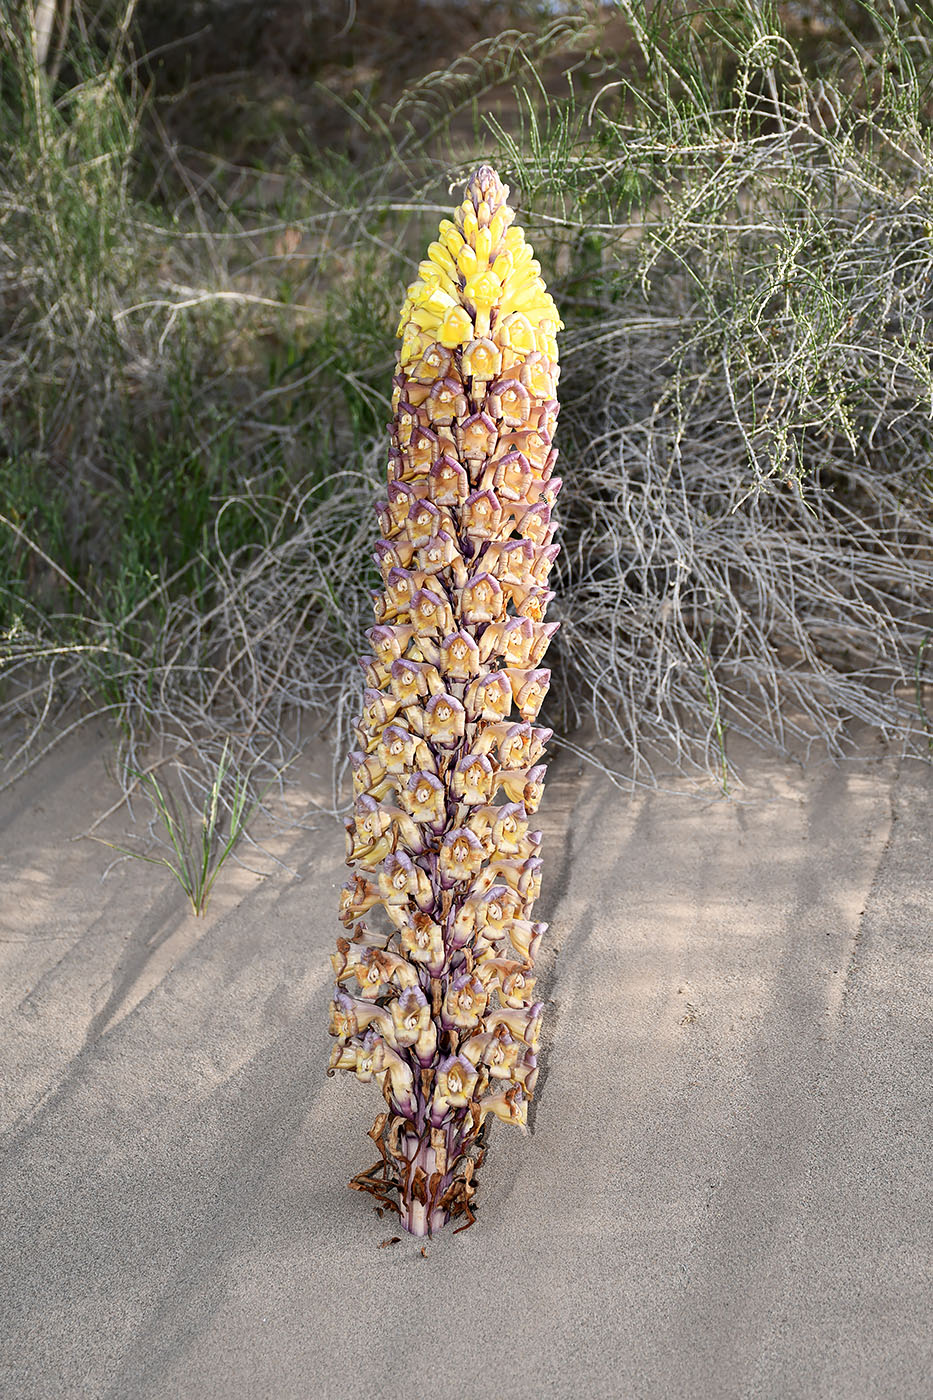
[365,623,408,665]
[412,1019,438,1067]
[409,342,453,382]
[451,751,495,805]
[530,544,560,585]
[456,412,499,466]
[488,204,513,244]
[519,352,556,400]
[457,243,479,278]
[464,670,513,723]
[491,803,537,858]
[479,1085,527,1128]
[381,480,418,530]
[329,990,360,1040]
[400,771,446,827]
[495,720,543,769]
[378,1044,417,1117]
[411,587,455,638]
[503,426,551,469]
[483,853,541,905]
[508,666,551,722]
[437,305,474,348]
[465,804,495,854]
[439,1054,478,1103]
[381,566,418,619]
[486,1001,544,1049]
[398,911,445,974]
[476,960,536,1010]
[439,629,480,680]
[426,241,458,277]
[501,966,536,1008]
[389,658,444,708]
[354,1034,385,1083]
[459,572,504,625]
[430,1054,480,1123]
[438,827,485,886]
[423,692,466,746]
[491,250,513,281]
[476,884,524,934]
[511,584,552,622]
[410,306,441,332]
[405,425,440,471]
[338,873,381,927]
[419,284,459,318]
[389,986,431,1048]
[460,489,503,539]
[514,501,552,547]
[474,618,516,666]
[487,378,531,428]
[514,1050,539,1096]
[355,688,401,744]
[378,852,434,911]
[349,947,418,999]
[444,972,488,1030]
[331,992,395,1045]
[378,723,423,774]
[400,500,442,548]
[437,218,464,255]
[450,889,484,948]
[474,225,493,263]
[388,805,424,857]
[417,530,462,579]
[374,537,413,578]
[471,1024,524,1078]
[463,268,502,312]
[494,311,536,355]
[427,456,468,506]
[350,749,390,798]
[461,337,502,381]
[327,1042,357,1074]
[496,762,547,813]
[399,330,434,369]
[425,378,468,426]
[346,794,396,867]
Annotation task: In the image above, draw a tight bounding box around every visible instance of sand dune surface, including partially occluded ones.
[1,730,930,1399]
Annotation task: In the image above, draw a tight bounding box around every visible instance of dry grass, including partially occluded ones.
[2,1,932,842]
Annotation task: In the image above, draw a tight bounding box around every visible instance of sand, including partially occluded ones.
[1,727,930,1399]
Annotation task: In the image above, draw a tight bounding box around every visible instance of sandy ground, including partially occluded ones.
[0,726,930,1400]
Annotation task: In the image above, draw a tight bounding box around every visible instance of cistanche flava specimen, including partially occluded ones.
[328,165,561,1236]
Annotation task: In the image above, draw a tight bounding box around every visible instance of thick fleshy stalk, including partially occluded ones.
[327,165,561,1235]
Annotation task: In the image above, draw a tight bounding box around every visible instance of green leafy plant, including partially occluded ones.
[88,742,261,916]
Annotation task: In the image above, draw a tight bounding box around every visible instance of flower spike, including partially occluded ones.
[328,165,561,1235]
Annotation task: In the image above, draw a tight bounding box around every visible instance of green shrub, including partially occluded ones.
[2,1,931,808]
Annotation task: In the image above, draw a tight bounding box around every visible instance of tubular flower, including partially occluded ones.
[328,165,561,1237]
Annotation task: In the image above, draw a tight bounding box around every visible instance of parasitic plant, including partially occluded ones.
[328,165,561,1235]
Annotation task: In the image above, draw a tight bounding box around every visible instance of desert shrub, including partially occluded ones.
[1,1,931,806]
[535,1,933,779]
